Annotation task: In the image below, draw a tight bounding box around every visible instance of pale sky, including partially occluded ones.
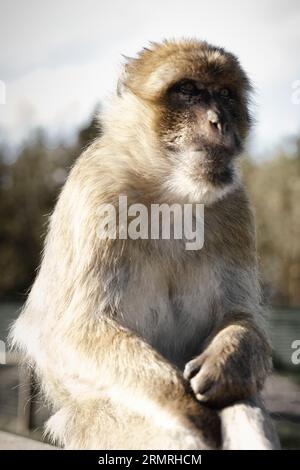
[0,0,300,157]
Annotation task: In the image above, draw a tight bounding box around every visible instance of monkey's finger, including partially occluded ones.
[190,369,214,397]
[195,380,221,404]
[183,355,206,380]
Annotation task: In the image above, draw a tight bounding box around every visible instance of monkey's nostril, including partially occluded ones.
[207,110,229,135]
[207,110,219,124]
[223,122,229,134]
[217,122,228,135]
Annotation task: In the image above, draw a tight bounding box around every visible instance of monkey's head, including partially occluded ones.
[117,39,253,204]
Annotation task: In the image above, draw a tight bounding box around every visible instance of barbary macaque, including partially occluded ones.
[11,39,279,449]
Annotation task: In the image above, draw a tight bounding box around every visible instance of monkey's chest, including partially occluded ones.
[117,260,223,369]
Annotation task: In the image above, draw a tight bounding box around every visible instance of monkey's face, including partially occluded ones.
[160,77,247,187]
[122,40,252,202]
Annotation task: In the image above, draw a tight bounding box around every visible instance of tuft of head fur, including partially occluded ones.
[121,40,251,99]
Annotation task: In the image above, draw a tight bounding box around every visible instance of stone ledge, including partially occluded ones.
[0,431,58,450]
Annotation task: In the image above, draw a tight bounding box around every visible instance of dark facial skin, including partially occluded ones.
[159,78,247,186]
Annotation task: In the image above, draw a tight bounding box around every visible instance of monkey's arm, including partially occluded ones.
[184,311,271,408]
[184,188,272,408]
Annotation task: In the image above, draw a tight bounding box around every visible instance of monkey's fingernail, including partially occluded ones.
[195,393,210,402]
[184,362,201,380]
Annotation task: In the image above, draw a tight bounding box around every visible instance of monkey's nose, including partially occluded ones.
[207,109,228,135]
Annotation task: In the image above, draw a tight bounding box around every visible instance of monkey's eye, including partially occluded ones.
[171,80,200,96]
[179,81,198,95]
[220,88,230,98]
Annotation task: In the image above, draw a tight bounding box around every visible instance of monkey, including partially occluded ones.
[10,39,279,450]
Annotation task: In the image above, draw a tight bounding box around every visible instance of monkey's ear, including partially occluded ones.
[117,56,135,96]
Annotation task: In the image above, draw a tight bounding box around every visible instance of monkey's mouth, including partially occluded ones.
[195,131,241,158]
[201,159,235,186]
[193,140,241,186]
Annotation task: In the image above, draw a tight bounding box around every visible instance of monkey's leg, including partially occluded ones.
[46,395,219,450]
[12,312,220,449]
[184,313,272,408]
[220,396,280,450]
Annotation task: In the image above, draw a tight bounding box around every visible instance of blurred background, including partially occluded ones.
[0,0,299,449]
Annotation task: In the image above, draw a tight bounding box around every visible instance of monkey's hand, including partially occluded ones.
[183,317,272,408]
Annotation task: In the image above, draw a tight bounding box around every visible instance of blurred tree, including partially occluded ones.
[77,105,102,151]
[242,141,300,307]
[0,110,101,300]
